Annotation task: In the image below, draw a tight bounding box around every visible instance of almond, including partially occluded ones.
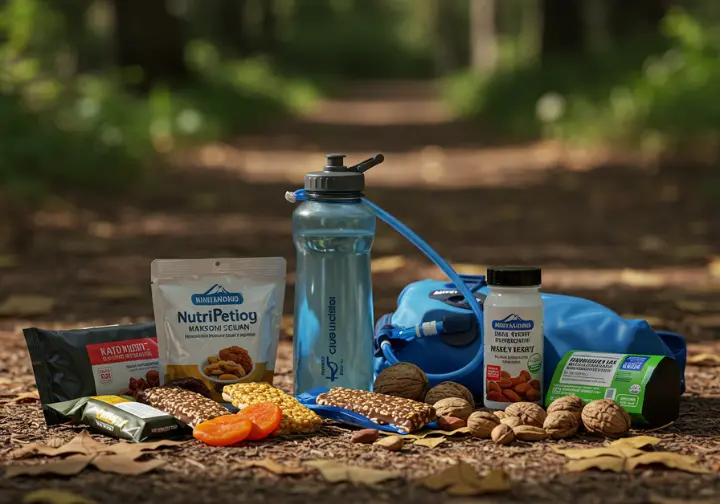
[351,429,380,444]
[438,416,466,431]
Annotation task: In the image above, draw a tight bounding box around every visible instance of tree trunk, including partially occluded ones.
[541,0,584,62]
[609,0,668,39]
[219,0,247,56]
[469,0,497,73]
[431,0,459,75]
[259,0,277,54]
[114,0,188,91]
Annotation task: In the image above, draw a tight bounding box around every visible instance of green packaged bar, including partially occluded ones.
[48,395,188,442]
[546,351,680,426]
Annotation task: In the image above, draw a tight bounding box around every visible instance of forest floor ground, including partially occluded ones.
[1,80,720,503]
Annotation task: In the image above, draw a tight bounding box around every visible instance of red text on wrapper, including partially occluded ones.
[486,365,501,381]
[85,338,161,395]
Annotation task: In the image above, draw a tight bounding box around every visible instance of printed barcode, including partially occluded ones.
[604,388,616,400]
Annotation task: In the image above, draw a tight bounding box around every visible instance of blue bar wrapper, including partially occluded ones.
[296,387,438,434]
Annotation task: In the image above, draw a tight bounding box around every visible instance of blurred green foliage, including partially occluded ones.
[444,8,720,153]
[0,0,319,199]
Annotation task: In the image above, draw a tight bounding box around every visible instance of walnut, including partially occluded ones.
[491,424,515,445]
[504,402,547,428]
[373,363,429,401]
[581,399,631,438]
[467,411,501,438]
[512,425,547,442]
[424,382,475,409]
[433,397,473,421]
[543,411,579,439]
[493,410,507,420]
[500,416,522,428]
[547,395,584,421]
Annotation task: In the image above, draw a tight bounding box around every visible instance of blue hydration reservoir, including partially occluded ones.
[287,154,384,394]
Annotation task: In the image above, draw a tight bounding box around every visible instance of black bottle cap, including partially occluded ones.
[304,153,384,193]
[487,266,542,287]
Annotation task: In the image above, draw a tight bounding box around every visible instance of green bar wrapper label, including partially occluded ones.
[546,351,680,426]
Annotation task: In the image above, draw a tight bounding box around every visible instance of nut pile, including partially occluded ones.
[370,363,632,447]
[203,346,253,380]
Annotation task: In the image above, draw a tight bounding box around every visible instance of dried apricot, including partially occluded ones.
[236,402,283,440]
[193,416,252,446]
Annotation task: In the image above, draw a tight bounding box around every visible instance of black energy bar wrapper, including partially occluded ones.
[23,322,160,426]
[48,395,188,442]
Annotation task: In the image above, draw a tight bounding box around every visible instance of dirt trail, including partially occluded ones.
[1,80,720,503]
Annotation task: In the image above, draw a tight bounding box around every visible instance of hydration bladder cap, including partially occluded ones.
[304,153,384,193]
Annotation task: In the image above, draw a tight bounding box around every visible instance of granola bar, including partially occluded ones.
[316,387,436,433]
[137,386,230,427]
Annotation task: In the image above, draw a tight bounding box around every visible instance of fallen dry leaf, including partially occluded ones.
[0,391,40,404]
[420,461,510,496]
[551,446,646,459]
[13,431,111,458]
[5,455,93,478]
[413,437,446,449]
[626,452,712,474]
[305,460,401,485]
[90,454,165,476]
[0,295,55,317]
[687,353,720,366]
[23,489,96,504]
[14,431,184,459]
[371,255,407,273]
[566,456,626,473]
[242,458,307,475]
[610,436,662,449]
[45,438,67,449]
[110,439,186,458]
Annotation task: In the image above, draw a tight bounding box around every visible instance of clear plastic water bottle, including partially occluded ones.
[291,153,384,395]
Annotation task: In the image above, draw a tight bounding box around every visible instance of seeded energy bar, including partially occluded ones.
[222,382,322,435]
[138,387,230,427]
[316,387,436,433]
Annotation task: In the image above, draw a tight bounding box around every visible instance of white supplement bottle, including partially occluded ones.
[483,267,544,409]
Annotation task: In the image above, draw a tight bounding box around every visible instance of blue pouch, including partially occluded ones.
[297,387,438,434]
[374,276,687,398]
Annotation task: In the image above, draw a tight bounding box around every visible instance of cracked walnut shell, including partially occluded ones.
[547,395,584,421]
[433,397,473,421]
[581,399,631,438]
[543,411,579,439]
[504,402,547,428]
[373,362,429,401]
[491,424,515,445]
[467,411,501,438]
[424,381,475,409]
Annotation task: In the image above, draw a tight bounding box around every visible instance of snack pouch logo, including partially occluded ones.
[191,284,243,306]
[86,338,161,396]
[492,314,534,330]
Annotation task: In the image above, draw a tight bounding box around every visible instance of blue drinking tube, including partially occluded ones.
[286,189,484,382]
